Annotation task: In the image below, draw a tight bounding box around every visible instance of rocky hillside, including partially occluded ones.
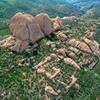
[0,15,100,99]
[0,0,81,19]
[0,1,100,99]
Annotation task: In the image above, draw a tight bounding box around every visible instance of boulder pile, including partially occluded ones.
[66,31,100,57]
[34,30,100,95]
[0,12,63,52]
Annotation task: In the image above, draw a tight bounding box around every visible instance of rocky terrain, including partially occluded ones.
[0,13,100,99]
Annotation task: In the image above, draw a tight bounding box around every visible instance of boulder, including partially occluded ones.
[10,12,44,42]
[35,13,53,35]
[66,39,92,54]
[0,36,15,48]
[9,12,48,52]
[65,50,78,60]
[45,85,58,96]
[83,37,100,57]
[84,31,94,40]
[64,58,80,69]
[68,47,80,55]
[56,48,66,56]
[53,16,63,31]
[56,31,67,41]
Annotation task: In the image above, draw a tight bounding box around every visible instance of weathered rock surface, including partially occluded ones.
[53,16,63,31]
[67,39,100,57]
[56,31,67,41]
[64,58,80,69]
[6,12,59,52]
[45,85,58,96]
[35,13,53,35]
[10,12,44,41]
[0,36,15,48]
[66,39,93,54]
[65,49,78,60]
[83,37,100,57]
[9,12,46,52]
[0,12,64,52]
[84,31,94,40]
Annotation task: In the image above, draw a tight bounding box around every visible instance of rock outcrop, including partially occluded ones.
[53,16,63,31]
[0,12,64,52]
[83,37,100,57]
[35,13,53,35]
[5,13,53,52]
[66,39,93,54]
[64,31,100,68]
[10,12,44,41]
[9,12,45,52]
[64,58,80,69]
[66,30,100,57]
[84,31,94,40]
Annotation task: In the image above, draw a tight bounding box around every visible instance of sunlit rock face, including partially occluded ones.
[9,12,55,52]
[66,31,100,57]
[35,13,53,35]
[7,12,64,52]
[10,12,44,42]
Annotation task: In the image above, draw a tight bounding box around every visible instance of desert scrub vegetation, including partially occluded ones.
[0,17,100,100]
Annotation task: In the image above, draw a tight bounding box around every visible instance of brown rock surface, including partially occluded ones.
[0,36,15,48]
[56,31,67,41]
[83,37,100,57]
[10,12,44,42]
[64,58,80,69]
[53,16,63,31]
[35,13,53,35]
[84,31,94,40]
[8,12,55,52]
[45,85,58,96]
[66,39,92,54]
[9,12,45,52]
[1,12,64,52]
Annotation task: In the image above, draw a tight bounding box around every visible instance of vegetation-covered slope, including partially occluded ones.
[0,0,81,19]
[0,17,100,100]
[67,0,100,16]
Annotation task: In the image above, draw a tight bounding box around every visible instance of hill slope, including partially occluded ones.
[0,0,81,19]
[0,16,100,100]
[66,0,100,16]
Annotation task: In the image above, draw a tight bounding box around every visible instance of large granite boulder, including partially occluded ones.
[10,12,44,42]
[67,37,100,57]
[8,12,57,52]
[35,13,53,35]
[1,12,64,52]
[66,39,92,54]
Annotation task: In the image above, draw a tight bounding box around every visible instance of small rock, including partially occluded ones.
[56,48,66,56]
[45,85,58,96]
[64,58,80,69]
